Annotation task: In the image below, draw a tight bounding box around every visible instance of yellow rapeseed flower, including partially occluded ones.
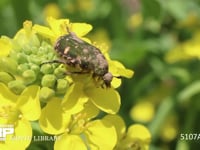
[0,36,12,57]
[0,83,41,149]
[39,91,118,149]
[33,17,92,43]
[115,124,151,150]
[165,31,200,63]
[130,101,155,123]
[0,17,139,150]
[43,3,62,19]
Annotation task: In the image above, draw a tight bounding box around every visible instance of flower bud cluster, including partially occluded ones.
[0,40,68,101]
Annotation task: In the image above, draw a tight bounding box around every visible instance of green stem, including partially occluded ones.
[148,96,175,142]
[176,101,198,150]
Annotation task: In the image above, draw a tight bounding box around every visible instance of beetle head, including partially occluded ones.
[102,72,113,87]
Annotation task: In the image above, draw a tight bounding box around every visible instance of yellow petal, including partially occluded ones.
[16,86,41,121]
[80,101,100,119]
[116,124,151,150]
[80,37,91,43]
[184,41,200,58]
[39,97,70,134]
[47,17,69,36]
[13,21,40,48]
[0,143,9,150]
[62,83,88,114]
[22,21,33,36]
[165,44,193,63]
[0,84,17,124]
[85,88,120,114]
[111,77,121,88]
[103,115,126,140]
[43,3,61,19]
[85,119,117,150]
[70,23,92,37]
[14,20,33,40]
[109,60,134,78]
[0,36,12,57]
[0,83,18,104]
[127,124,151,143]
[32,24,55,41]
[130,101,155,123]
[54,133,87,150]
[6,119,32,150]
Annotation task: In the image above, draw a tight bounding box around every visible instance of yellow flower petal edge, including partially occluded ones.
[70,23,92,37]
[80,101,100,119]
[0,83,18,104]
[6,118,32,150]
[33,17,92,43]
[62,83,88,114]
[109,60,134,78]
[85,88,121,114]
[14,21,33,40]
[32,24,55,40]
[46,17,69,36]
[127,124,151,143]
[54,133,87,150]
[16,85,41,121]
[39,97,71,135]
[103,115,126,141]
[0,36,12,57]
[85,119,117,150]
[130,101,155,123]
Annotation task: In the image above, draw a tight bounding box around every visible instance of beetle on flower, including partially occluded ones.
[42,29,113,87]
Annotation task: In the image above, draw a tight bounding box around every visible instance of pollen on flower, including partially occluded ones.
[0,105,12,118]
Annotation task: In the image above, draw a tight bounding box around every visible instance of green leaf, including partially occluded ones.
[141,0,161,20]
[178,81,200,103]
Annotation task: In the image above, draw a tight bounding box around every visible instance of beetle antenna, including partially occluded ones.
[66,26,77,37]
[66,26,71,34]
[114,76,122,79]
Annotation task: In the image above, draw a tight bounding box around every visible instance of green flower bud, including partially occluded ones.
[29,46,38,55]
[54,67,66,78]
[30,34,40,47]
[8,80,26,94]
[41,74,56,88]
[30,64,40,75]
[37,47,46,55]
[56,79,69,94]
[41,41,51,51]
[23,47,32,55]
[40,87,55,102]
[0,72,14,84]
[22,69,36,84]
[47,53,55,60]
[28,55,42,65]
[0,57,18,74]
[40,64,54,74]
[17,63,30,74]
[9,50,18,61]
[37,43,51,56]
[17,53,28,64]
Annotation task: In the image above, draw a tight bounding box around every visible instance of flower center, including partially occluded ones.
[0,105,21,124]
[67,113,88,134]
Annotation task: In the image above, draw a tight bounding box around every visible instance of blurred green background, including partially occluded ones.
[0,0,200,150]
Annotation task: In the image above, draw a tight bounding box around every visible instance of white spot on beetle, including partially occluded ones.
[64,47,70,54]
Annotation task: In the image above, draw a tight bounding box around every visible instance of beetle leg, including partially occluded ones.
[40,60,66,66]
